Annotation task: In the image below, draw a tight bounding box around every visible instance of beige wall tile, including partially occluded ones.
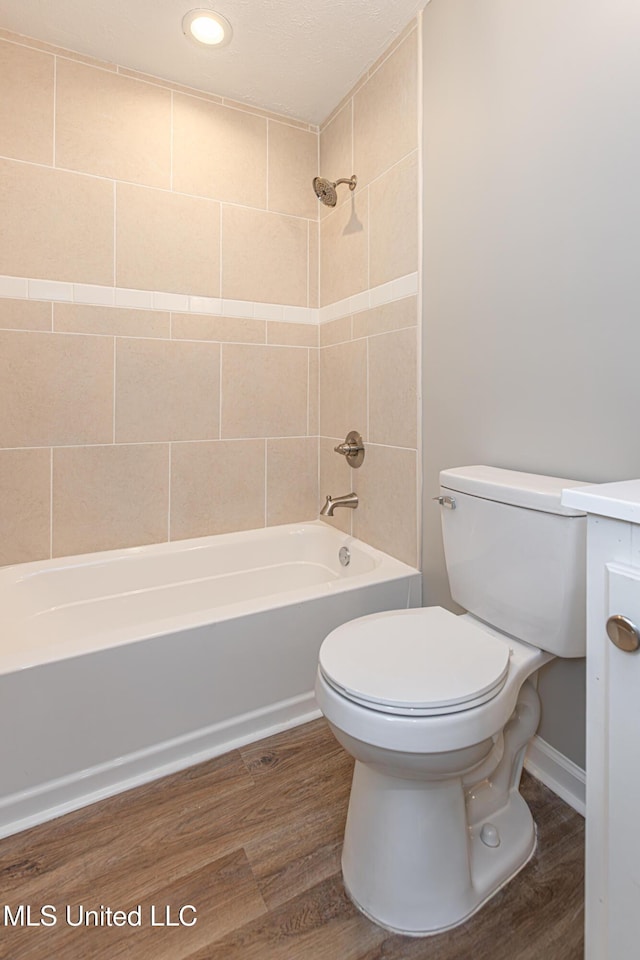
[118,69,223,100]
[0,448,50,565]
[0,299,51,332]
[266,322,317,347]
[308,220,319,308]
[319,102,353,221]
[223,97,311,129]
[368,328,417,448]
[0,160,114,284]
[268,121,318,219]
[0,41,53,164]
[116,184,220,296]
[352,296,417,339]
[368,20,417,77]
[319,436,353,535]
[320,315,352,347]
[354,31,418,186]
[222,206,308,306]
[320,101,353,180]
[0,30,116,70]
[172,313,266,344]
[221,344,308,438]
[267,437,318,526]
[353,444,417,566]
[54,304,170,338]
[115,339,220,443]
[173,95,267,207]
[369,151,419,287]
[0,331,113,446]
[321,73,369,134]
[170,440,265,540]
[320,190,368,306]
[308,348,319,436]
[52,444,169,556]
[56,59,171,187]
[319,339,367,441]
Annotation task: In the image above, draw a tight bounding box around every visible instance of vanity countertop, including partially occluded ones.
[562,479,640,523]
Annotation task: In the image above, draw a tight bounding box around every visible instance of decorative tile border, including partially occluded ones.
[318,273,418,324]
[0,272,418,325]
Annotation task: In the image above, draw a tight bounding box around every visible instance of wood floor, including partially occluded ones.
[0,719,584,959]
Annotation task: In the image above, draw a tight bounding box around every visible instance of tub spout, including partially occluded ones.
[320,493,359,517]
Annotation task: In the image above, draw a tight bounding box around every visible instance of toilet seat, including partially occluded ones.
[319,606,511,717]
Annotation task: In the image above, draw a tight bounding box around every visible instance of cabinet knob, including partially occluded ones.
[606,615,640,653]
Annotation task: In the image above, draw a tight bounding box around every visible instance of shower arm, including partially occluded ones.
[335,177,357,190]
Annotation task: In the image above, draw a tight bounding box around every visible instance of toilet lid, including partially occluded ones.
[319,607,511,716]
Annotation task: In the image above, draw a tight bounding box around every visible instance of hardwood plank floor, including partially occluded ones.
[0,719,584,959]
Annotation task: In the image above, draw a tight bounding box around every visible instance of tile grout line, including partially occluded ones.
[366,185,370,291]
[265,120,269,211]
[351,97,354,174]
[52,56,57,167]
[316,434,321,514]
[219,204,223,301]
[218,346,223,440]
[306,220,310,309]
[366,336,370,443]
[169,91,174,192]
[306,348,311,437]
[0,435,325,453]
[0,152,317,224]
[112,338,117,442]
[112,181,117,286]
[49,447,53,559]
[263,439,268,527]
[167,443,172,541]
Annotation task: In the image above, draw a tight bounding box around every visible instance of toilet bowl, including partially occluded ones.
[316,466,588,935]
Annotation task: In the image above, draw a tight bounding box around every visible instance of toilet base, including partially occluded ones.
[344,825,536,937]
[341,760,537,936]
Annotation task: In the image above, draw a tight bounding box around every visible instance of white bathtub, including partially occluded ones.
[0,520,420,837]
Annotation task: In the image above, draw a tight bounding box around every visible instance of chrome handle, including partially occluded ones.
[333,431,364,468]
[334,442,362,456]
[433,495,456,510]
[606,615,640,652]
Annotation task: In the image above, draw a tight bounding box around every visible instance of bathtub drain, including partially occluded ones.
[339,546,351,567]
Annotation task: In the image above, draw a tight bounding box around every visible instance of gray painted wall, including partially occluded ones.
[421,0,640,769]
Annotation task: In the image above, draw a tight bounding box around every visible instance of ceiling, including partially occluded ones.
[0,0,426,125]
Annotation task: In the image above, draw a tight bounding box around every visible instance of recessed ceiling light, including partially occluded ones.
[182,9,233,48]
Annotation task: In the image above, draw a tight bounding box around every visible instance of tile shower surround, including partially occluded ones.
[316,24,420,568]
[0,21,421,569]
[0,291,417,565]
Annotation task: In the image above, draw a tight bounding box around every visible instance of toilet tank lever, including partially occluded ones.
[433,495,456,509]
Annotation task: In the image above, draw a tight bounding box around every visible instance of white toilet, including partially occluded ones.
[315,465,587,936]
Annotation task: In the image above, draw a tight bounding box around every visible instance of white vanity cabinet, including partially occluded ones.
[561,480,640,960]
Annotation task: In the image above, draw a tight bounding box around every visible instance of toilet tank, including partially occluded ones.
[439,466,589,657]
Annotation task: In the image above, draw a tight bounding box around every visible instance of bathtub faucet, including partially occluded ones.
[320,492,359,517]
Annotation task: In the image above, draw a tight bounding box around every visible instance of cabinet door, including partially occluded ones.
[606,562,640,958]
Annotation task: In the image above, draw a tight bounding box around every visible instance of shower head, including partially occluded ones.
[313,175,357,207]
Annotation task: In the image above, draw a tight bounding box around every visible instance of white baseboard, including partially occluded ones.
[524,735,585,817]
[0,694,322,840]
[0,707,585,839]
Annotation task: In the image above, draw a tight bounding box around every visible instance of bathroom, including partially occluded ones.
[0,0,638,956]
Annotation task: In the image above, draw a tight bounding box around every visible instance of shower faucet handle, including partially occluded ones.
[334,431,365,468]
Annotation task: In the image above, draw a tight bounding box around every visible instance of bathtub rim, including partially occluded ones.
[0,520,420,677]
